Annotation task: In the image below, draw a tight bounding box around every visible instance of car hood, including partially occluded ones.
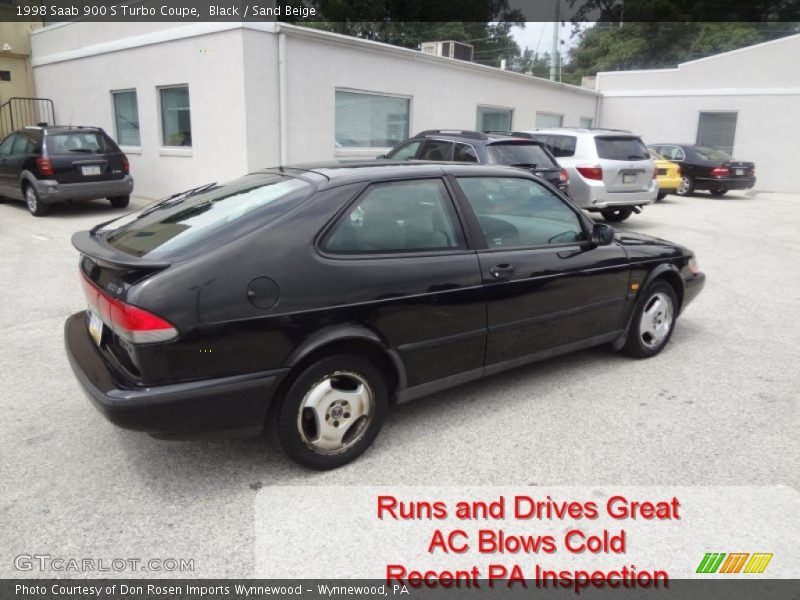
[614,230,691,260]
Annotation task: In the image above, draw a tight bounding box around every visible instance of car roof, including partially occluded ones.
[406,130,543,145]
[520,127,637,137]
[256,161,539,188]
[22,125,102,134]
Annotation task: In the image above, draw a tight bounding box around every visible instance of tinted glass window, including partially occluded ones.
[477,106,512,133]
[160,86,191,147]
[457,177,584,249]
[418,140,453,161]
[486,143,556,167]
[453,143,478,163]
[531,134,576,158]
[324,179,462,254]
[694,145,731,161]
[105,175,311,258]
[113,90,141,146]
[47,132,107,155]
[0,135,15,155]
[386,140,421,160]
[335,90,410,148]
[595,136,649,161]
[11,135,34,155]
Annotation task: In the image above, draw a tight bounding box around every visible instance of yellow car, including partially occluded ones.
[651,150,681,200]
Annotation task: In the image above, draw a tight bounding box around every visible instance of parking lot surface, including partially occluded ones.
[1,190,798,577]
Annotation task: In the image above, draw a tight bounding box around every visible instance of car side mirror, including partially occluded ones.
[591,223,615,246]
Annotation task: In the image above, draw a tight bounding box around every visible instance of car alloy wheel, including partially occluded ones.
[639,291,674,349]
[297,370,374,455]
[25,185,49,216]
[677,176,694,196]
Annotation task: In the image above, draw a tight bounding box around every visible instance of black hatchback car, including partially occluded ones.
[647,143,755,197]
[382,130,570,195]
[0,125,133,216]
[65,162,704,470]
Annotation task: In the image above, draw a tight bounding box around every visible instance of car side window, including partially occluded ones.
[418,140,454,161]
[387,140,421,161]
[457,176,585,249]
[12,135,33,155]
[0,134,16,156]
[531,134,576,158]
[323,179,464,254]
[453,143,478,163]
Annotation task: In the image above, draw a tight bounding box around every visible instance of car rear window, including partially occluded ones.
[530,134,576,158]
[486,142,557,167]
[104,175,312,259]
[47,132,109,154]
[595,136,649,161]
[694,146,731,161]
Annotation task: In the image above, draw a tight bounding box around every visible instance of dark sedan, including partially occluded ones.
[648,143,755,197]
[64,162,705,470]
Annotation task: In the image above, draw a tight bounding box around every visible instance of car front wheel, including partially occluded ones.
[109,195,130,208]
[275,354,388,470]
[676,176,694,196]
[24,185,49,216]
[601,208,633,222]
[622,281,678,358]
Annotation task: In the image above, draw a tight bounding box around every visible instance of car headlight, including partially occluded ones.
[688,257,700,275]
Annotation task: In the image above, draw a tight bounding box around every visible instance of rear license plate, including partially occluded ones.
[622,174,636,184]
[81,165,102,176]
[88,310,103,347]
[735,168,744,176]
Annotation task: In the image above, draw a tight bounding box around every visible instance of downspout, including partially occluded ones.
[278,26,288,165]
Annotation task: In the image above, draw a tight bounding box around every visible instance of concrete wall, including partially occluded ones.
[31,24,252,199]
[597,35,800,193]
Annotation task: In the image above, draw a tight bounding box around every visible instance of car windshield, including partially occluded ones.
[104,174,312,258]
[649,149,665,160]
[694,146,732,161]
[486,142,557,167]
[47,132,108,154]
[595,136,649,161]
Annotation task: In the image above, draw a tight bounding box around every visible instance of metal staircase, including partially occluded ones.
[0,97,56,138]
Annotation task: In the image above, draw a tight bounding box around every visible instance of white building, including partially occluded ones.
[30,22,599,199]
[596,34,800,193]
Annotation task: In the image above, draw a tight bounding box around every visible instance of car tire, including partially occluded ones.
[109,195,130,208]
[709,188,727,197]
[601,208,633,222]
[24,184,49,217]
[622,280,678,359]
[656,192,667,201]
[274,354,388,470]
[676,176,694,196]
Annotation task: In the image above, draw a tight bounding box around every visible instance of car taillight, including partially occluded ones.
[559,168,569,183]
[81,273,177,344]
[36,157,54,177]
[122,155,129,175]
[676,166,681,176]
[576,165,603,180]
[652,168,658,179]
[710,166,729,177]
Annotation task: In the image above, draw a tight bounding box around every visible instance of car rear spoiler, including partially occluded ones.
[71,231,171,269]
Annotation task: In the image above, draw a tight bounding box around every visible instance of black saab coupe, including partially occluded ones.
[65,162,705,469]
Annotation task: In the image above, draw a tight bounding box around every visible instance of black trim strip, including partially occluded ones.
[488,297,624,334]
[397,327,486,353]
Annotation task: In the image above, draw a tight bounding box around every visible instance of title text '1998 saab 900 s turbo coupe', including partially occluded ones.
[65,162,705,470]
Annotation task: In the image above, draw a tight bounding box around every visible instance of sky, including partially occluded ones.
[511,22,589,57]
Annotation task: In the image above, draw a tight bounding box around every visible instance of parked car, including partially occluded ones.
[65,162,705,470]
[649,149,682,200]
[517,128,657,222]
[0,125,133,216]
[647,144,755,197]
[381,129,570,195]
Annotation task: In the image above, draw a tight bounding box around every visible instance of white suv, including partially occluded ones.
[517,128,657,222]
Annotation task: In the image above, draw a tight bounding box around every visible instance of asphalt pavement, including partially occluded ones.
[1,190,797,577]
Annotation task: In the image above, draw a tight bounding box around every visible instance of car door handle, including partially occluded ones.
[489,263,515,280]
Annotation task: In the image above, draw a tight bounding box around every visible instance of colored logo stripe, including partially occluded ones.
[697,553,726,573]
[744,553,773,574]
[719,553,749,573]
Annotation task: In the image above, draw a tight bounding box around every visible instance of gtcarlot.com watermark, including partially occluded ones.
[14,554,195,573]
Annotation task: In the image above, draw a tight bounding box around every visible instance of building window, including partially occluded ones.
[160,85,192,147]
[476,106,512,133]
[112,90,140,146]
[696,111,737,155]
[335,90,410,148]
[0,71,10,82]
[535,112,563,128]
[579,116,593,128]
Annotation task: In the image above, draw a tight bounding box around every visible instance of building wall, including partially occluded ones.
[31,24,252,199]
[0,21,43,103]
[597,35,800,192]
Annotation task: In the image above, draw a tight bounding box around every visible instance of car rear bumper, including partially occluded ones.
[64,312,288,439]
[694,177,755,191]
[657,175,681,192]
[570,179,657,210]
[33,175,134,204]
